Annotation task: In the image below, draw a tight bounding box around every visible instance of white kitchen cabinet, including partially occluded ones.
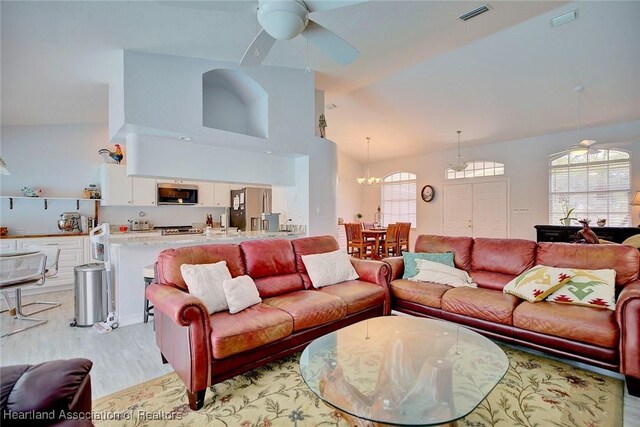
[100,164,131,206]
[17,236,85,290]
[131,177,157,206]
[213,183,231,207]
[156,179,187,184]
[0,239,17,252]
[99,164,156,206]
[197,182,216,207]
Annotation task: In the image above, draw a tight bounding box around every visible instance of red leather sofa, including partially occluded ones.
[146,235,390,410]
[0,358,93,426]
[385,235,640,396]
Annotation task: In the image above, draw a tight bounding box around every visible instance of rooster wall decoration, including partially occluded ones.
[98,144,124,164]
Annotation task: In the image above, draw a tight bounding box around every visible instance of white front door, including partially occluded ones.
[443,184,473,236]
[472,181,508,238]
[443,180,508,238]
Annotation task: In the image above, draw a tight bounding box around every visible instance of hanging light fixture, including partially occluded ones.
[357,137,381,186]
[0,156,10,175]
[569,86,597,153]
[448,130,468,172]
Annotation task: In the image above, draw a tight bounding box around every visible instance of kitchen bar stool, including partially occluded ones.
[143,265,154,324]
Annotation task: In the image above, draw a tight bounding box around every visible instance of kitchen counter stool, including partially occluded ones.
[143,265,154,325]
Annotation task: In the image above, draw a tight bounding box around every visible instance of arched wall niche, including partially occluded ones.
[202,69,268,138]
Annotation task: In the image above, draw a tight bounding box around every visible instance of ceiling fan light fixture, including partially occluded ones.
[570,86,598,152]
[258,0,308,40]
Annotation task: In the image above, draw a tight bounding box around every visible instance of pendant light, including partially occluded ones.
[357,137,381,186]
[569,86,597,152]
[448,130,468,172]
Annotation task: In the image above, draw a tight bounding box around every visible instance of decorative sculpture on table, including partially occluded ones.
[576,219,599,244]
[318,114,327,138]
[98,144,124,164]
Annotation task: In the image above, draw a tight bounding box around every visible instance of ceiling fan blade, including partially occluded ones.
[301,20,358,65]
[158,1,257,14]
[240,28,277,66]
[304,0,367,13]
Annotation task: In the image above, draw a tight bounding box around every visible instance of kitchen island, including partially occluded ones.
[109,231,305,326]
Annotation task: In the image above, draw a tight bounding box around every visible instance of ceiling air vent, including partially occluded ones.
[551,10,578,28]
[459,5,491,21]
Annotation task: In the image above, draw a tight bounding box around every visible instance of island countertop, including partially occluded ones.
[109,231,306,246]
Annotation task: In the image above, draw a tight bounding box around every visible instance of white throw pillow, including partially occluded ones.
[410,259,477,288]
[223,275,262,314]
[301,249,359,288]
[180,261,232,314]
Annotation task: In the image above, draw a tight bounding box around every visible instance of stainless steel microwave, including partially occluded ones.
[157,183,198,205]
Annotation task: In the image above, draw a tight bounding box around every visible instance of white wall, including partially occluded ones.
[361,120,640,242]
[337,151,365,223]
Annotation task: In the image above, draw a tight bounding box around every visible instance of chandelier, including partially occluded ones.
[448,130,468,172]
[357,137,381,186]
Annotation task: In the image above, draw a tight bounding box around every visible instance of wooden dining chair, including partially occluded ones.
[344,223,375,259]
[382,223,401,258]
[397,222,411,253]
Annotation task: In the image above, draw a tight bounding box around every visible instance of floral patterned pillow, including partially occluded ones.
[503,265,574,302]
[545,269,617,310]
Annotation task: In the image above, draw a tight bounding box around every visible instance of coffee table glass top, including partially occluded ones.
[300,316,508,426]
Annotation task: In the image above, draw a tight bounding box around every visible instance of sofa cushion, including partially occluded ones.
[402,252,454,279]
[302,249,358,288]
[471,238,536,276]
[412,259,476,288]
[319,280,386,315]
[156,244,245,291]
[442,287,521,325]
[209,303,293,359]
[503,265,574,303]
[536,242,639,286]
[241,239,304,297]
[513,301,618,348]
[469,270,515,292]
[390,279,450,309]
[180,261,231,313]
[545,269,617,310]
[291,235,340,289]
[264,290,347,331]
[414,235,474,270]
[223,275,262,314]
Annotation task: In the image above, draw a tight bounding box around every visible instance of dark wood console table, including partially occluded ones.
[535,224,640,244]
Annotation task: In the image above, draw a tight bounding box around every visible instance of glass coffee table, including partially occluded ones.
[300,316,508,426]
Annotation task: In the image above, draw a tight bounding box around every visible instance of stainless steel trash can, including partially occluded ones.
[72,263,108,327]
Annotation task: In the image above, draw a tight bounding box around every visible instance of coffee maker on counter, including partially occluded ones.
[58,212,81,232]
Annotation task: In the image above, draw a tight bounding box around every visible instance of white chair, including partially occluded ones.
[1,252,48,337]
[18,244,62,315]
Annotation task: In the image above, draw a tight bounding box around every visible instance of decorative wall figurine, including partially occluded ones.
[98,144,124,164]
[318,114,327,138]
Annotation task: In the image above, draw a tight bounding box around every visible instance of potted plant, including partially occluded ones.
[559,197,577,226]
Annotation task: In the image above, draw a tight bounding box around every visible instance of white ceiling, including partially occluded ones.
[2,1,639,163]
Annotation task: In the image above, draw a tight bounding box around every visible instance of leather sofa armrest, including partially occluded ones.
[384,256,404,281]
[146,283,212,402]
[146,283,210,327]
[350,258,391,314]
[616,280,640,381]
[0,358,92,422]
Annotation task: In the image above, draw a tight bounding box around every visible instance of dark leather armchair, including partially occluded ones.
[1,358,93,426]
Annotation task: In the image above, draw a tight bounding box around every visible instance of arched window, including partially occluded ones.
[381,172,416,227]
[445,161,505,180]
[549,148,631,226]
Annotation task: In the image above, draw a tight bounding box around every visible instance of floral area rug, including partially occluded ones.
[93,346,623,426]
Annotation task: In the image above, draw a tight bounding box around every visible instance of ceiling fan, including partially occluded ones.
[568,86,599,153]
[162,0,364,67]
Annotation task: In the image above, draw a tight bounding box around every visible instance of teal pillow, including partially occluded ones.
[402,252,455,279]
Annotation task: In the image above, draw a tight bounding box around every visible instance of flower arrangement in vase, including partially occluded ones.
[558,197,577,226]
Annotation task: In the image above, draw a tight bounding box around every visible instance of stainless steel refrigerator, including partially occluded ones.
[230,187,273,232]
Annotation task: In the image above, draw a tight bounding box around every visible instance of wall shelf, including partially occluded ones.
[1,197,101,222]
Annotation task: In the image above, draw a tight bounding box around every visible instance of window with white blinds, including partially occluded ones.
[381,172,416,227]
[549,149,631,226]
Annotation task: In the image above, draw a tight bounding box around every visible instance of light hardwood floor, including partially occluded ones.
[1,291,639,425]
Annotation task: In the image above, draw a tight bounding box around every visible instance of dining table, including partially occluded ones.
[361,228,387,260]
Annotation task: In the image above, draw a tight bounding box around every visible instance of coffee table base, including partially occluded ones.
[334,409,456,427]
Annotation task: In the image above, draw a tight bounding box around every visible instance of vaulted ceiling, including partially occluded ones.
[2,1,639,163]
